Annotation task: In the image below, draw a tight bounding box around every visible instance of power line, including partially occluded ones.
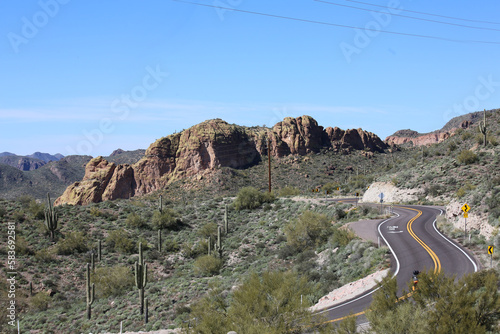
[172,0,500,45]
[342,0,500,26]
[314,0,500,32]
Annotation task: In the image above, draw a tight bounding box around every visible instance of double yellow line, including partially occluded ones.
[401,207,441,274]
[323,207,442,324]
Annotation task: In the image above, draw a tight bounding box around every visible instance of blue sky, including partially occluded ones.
[1,0,499,157]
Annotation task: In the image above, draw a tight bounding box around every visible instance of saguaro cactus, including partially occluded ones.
[208,236,212,256]
[86,263,95,320]
[145,297,149,324]
[44,193,58,241]
[135,242,148,315]
[479,109,487,147]
[157,229,162,252]
[224,204,229,234]
[214,226,223,258]
[97,239,102,262]
[158,195,163,214]
[90,252,95,272]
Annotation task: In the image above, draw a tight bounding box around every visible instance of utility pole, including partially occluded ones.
[267,137,272,193]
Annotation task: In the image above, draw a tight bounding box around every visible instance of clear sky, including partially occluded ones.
[1,0,499,157]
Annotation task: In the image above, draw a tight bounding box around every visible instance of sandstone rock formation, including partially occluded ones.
[55,116,388,205]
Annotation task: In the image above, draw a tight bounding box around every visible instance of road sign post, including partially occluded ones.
[489,245,494,267]
[378,193,384,214]
[462,204,470,244]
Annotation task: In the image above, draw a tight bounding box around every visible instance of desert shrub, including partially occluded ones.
[91,265,134,298]
[331,227,356,247]
[234,187,275,210]
[456,182,476,199]
[12,210,25,223]
[457,150,478,165]
[335,207,347,220]
[16,236,33,255]
[89,207,102,217]
[163,238,180,253]
[0,206,5,217]
[198,222,218,239]
[126,212,146,229]
[31,292,51,311]
[28,201,45,220]
[278,186,300,197]
[152,209,180,230]
[285,210,333,250]
[188,270,321,333]
[106,229,134,254]
[18,195,34,208]
[461,131,473,141]
[34,248,55,262]
[425,184,442,197]
[475,133,485,145]
[193,255,223,276]
[56,232,88,255]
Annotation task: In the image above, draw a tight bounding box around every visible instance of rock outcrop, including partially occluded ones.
[385,119,473,146]
[55,116,388,205]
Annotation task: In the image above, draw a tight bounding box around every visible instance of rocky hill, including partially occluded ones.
[384,109,497,146]
[0,152,64,171]
[0,155,47,171]
[55,116,388,205]
[0,155,92,200]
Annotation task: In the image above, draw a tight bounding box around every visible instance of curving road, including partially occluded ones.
[316,203,479,324]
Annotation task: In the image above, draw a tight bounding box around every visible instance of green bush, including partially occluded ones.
[56,232,88,255]
[106,229,134,254]
[28,201,45,220]
[12,210,25,223]
[91,265,134,298]
[457,150,478,165]
[163,238,180,253]
[0,206,5,217]
[188,270,323,333]
[193,255,223,276]
[152,209,180,230]
[198,222,218,239]
[331,227,356,247]
[126,212,146,229]
[34,248,55,262]
[234,187,275,210]
[89,207,102,217]
[285,210,333,250]
[16,236,33,255]
[278,186,300,197]
[31,292,51,311]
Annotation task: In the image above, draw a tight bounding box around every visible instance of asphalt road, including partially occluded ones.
[316,203,479,325]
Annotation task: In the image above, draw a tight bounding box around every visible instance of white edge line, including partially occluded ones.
[432,209,478,272]
[316,213,401,315]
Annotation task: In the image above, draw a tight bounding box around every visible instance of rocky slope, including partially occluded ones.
[0,155,92,200]
[383,109,493,146]
[55,116,388,205]
[0,155,47,171]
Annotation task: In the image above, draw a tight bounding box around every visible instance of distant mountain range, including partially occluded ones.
[0,149,146,200]
[0,152,64,171]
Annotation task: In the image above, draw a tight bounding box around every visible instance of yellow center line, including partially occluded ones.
[399,206,441,274]
[322,206,441,325]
